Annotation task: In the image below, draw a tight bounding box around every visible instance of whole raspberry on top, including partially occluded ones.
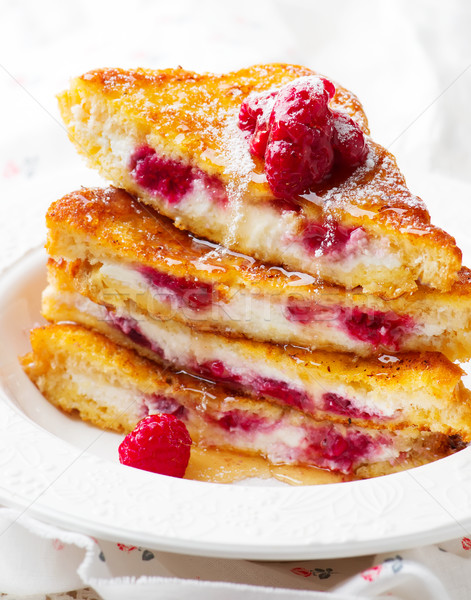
[238,76,368,198]
[331,110,368,167]
[238,88,278,159]
[118,414,192,477]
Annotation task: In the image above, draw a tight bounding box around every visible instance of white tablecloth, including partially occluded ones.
[1,0,471,597]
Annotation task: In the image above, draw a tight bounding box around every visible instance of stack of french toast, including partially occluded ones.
[21,64,471,480]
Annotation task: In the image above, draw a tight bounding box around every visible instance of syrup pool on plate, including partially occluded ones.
[184,447,347,485]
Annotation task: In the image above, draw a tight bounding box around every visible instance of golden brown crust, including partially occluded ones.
[52,256,471,361]
[21,323,459,478]
[45,260,465,385]
[57,64,461,275]
[22,323,243,407]
[45,187,468,300]
[42,268,471,441]
[45,187,471,359]
[75,64,369,168]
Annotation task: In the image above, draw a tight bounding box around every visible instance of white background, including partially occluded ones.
[0,1,470,598]
[1,0,470,271]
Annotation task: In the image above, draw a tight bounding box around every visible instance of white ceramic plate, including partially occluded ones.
[1,247,471,560]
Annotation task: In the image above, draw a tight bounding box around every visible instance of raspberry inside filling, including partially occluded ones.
[140,397,388,473]
[211,412,384,473]
[343,308,414,350]
[286,301,413,350]
[143,394,186,419]
[304,426,380,472]
[255,378,311,412]
[212,409,272,434]
[130,146,226,205]
[107,311,386,423]
[141,395,389,473]
[138,265,214,311]
[107,311,165,359]
[190,361,383,421]
[194,361,313,413]
[323,393,382,421]
[302,221,358,255]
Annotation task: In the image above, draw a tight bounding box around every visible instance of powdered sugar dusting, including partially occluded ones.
[334,110,359,144]
[293,76,325,96]
[215,110,256,248]
[311,142,428,234]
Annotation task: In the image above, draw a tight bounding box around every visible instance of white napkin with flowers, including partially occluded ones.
[1,0,471,598]
[0,507,463,599]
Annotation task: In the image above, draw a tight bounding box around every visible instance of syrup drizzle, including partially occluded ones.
[184,447,347,486]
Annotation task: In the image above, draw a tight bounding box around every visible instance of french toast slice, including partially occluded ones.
[21,323,462,478]
[57,64,461,298]
[46,187,471,360]
[42,265,471,440]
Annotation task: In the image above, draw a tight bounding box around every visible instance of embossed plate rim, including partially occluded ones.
[0,247,470,560]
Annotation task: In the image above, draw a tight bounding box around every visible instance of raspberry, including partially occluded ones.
[138,265,213,311]
[302,221,353,253]
[239,88,276,132]
[331,110,368,167]
[323,392,376,421]
[130,146,195,204]
[320,431,349,459]
[239,89,277,158]
[238,76,367,198]
[268,77,334,138]
[266,78,335,196]
[255,377,311,412]
[196,359,235,382]
[265,135,334,199]
[341,308,413,350]
[118,414,192,477]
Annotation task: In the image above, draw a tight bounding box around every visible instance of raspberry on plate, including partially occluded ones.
[118,414,192,477]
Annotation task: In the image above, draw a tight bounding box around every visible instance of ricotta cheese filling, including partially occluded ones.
[147,182,400,272]
[92,134,404,276]
[55,289,405,421]
[69,371,400,473]
[68,370,144,421]
[97,261,415,352]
